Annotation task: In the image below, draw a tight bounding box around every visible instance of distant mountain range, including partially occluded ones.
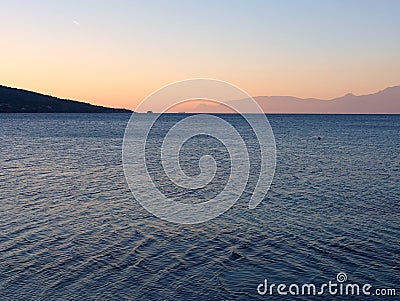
[1,84,399,114]
[195,86,400,114]
[0,85,132,113]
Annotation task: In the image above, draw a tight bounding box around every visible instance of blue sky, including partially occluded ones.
[1,0,399,109]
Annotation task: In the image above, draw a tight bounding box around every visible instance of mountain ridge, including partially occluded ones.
[0,85,132,113]
[195,86,400,114]
[1,84,399,114]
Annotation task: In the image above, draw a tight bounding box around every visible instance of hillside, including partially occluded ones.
[0,85,132,113]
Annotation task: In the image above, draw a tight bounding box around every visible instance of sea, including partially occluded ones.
[0,113,399,300]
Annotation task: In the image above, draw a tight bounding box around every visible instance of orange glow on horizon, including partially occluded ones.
[1,1,399,112]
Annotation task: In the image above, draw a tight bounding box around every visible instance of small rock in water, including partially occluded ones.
[230,250,243,260]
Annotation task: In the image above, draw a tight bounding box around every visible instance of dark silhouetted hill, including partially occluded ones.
[0,85,132,113]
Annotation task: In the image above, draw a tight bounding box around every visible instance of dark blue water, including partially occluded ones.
[0,113,399,300]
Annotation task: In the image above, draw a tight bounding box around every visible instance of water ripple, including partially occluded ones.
[0,113,399,300]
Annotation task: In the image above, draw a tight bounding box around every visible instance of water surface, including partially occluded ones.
[0,113,399,300]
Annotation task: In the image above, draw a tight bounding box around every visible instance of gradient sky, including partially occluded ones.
[1,0,400,110]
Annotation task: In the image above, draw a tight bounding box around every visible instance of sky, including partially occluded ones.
[1,0,400,111]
